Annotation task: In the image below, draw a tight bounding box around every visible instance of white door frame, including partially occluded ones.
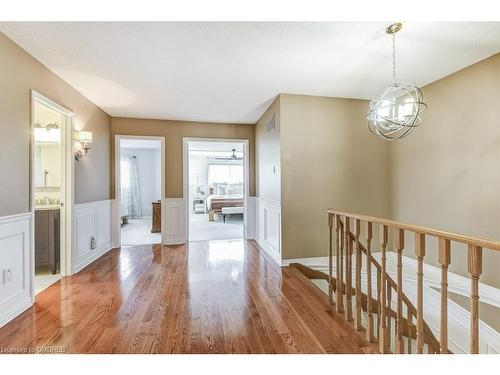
[114,135,166,247]
[183,137,250,242]
[30,90,75,291]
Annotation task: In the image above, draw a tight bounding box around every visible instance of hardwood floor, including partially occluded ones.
[0,240,378,353]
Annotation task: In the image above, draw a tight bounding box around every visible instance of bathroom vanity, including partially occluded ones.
[35,207,60,274]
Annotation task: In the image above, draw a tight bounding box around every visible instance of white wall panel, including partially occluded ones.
[0,213,32,328]
[73,200,113,273]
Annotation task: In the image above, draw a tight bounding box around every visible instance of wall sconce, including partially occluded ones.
[75,130,93,161]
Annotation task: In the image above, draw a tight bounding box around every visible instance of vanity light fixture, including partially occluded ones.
[367,23,427,140]
[75,130,93,161]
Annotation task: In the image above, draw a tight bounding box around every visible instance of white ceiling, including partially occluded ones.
[1,22,499,123]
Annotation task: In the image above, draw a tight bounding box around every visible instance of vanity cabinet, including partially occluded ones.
[35,209,60,274]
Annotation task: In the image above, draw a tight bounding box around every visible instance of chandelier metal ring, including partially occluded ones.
[367,23,427,141]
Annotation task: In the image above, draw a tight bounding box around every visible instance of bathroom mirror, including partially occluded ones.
[34,136,61,188]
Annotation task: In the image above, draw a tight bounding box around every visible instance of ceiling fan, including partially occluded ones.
[35,120,59,130]
[214,148,242,161]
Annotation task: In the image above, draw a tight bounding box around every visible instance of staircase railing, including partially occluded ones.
[327,209,500,354]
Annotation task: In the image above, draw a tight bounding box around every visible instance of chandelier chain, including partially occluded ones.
[392,32,397,85]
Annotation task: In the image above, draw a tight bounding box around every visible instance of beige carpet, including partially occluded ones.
[121,217,161,246]
[189,213,243,242]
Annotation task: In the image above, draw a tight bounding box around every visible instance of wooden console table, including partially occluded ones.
[151,201,161,233]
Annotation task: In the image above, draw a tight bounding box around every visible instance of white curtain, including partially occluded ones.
[121,155,143,218]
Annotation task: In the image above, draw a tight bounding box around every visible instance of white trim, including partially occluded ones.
[0,299,33,329]
[255,197,281,265]
[183,137,250,243]
[114,135,166,247]
[0,212,33,328]
[31,91,74,117]
[30,91,74,286]
[73,199,114,273]
[164,198,186,245]
[0,212,32,225]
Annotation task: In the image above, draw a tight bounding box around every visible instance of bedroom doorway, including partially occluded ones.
[184,139,248,242]
[115,136,165,247]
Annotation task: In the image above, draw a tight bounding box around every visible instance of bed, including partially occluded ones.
[206,193,243,221]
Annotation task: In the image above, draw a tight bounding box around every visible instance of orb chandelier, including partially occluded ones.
[367,23,427,140]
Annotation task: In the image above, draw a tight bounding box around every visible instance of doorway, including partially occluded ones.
[115,136,165,247]
[31,91,73,295]
[184,139,249,242]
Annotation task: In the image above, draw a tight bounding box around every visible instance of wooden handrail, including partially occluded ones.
[327,209,500,252]
[326,209,493,354]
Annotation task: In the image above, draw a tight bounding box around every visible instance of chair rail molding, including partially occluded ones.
[73,200,113,273]
[256,197,281,264]
[0,212,33,328]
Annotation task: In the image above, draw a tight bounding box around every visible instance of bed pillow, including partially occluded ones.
[217,184,227,195]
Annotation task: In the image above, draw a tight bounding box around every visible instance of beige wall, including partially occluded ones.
[0,32,111,216]
[255,96,281,202]
[110,117,255,198]
[280,94,391,260]
[389,53,500,287]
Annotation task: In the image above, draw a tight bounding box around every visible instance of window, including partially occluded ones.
[208,163,243,184]
[120,157,131,190]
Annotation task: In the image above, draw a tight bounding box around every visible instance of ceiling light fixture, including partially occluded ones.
[367,23,427,140]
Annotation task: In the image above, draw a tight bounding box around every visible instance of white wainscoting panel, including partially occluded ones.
[73,200,113,273]
[111,199,120,248]
[245,196,256,240]
[164,198,186,245]
[256,197,281,264]
[0,213,33,328]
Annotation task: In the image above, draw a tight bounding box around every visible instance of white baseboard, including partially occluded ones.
[164,198,186,245]
[0,212,33,328]
[255,197,281,265]
[73,200,114,274]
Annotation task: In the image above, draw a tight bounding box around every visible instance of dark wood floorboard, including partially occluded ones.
[0,239,378,354]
